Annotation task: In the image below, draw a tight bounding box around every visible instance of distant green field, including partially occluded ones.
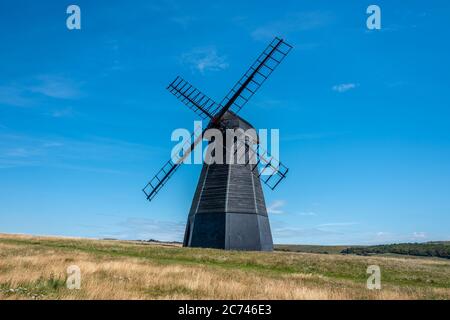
[274,244,352,254]
[275,242,450,260]
[342,242,450,259]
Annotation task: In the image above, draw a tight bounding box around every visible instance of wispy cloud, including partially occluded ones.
[318,222,359,228]
[251,11,332,41]
[251,98,284,109]
[271,220,362,244]
[297,212,317,216]
[0,132,160,172]
[103,39,124,73]
[373,231,431,244]
[267,200,285,214]
[144,1,196,29]
[170,16,196,29]
[50,107,74,118]
[268,201,319,217]
[0,75,82,108]
[3,147,39,158]
[0,85,35,107]
[332,83,358,93]
[273,226,339,239]
[29,75,81,99]
[180,47,229,74]
[275,226,437,245]
[412,231,427,240]
[102,217,186,242]
[386,80,408,88]
[281,132,339,142]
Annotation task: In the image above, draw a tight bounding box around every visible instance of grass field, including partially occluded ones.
[0,233,449,300]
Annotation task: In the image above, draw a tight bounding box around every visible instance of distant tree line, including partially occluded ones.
[341,242,450,259]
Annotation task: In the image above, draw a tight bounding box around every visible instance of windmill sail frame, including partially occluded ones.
[143,37,293,202]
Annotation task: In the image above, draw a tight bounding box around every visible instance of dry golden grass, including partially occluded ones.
[0,233,449,300]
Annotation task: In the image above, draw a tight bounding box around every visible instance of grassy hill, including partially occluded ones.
[0,234,449,300]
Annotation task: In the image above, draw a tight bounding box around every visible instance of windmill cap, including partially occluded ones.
[217,110,256,131]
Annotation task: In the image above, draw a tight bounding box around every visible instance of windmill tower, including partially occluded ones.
[143,37,292,251]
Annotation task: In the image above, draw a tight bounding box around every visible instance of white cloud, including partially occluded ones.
[180,47,229,74]
[271,217,440,245]
[4,147,37,158]
[371,231,431,244]
[170,16,196,29]
[0,75,82,108]
[0,132,161,172]
[273,226,338,239]
[50,107,74,118]
[318,222,359,228]
[298,212,317,216]
[332,83,358,93]
[42,142,64,148]
[267,200,285,214]
[30,75,81,99]
[282,132,338,142]
[412,232,427,240]
[106,218,186,242]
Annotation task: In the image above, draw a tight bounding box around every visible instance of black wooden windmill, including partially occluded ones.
[143,37,292,251]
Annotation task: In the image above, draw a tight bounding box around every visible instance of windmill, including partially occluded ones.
[143,37,292,251]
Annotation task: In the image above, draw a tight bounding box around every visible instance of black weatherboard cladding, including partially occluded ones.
[183,112,273,251]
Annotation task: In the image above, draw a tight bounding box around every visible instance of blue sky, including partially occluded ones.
[1,0,449,245]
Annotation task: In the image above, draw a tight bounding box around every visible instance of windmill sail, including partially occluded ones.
[143,125,204,201]
[167,76,220,119]
[251,143,289,190]
[216,37,292,117]
[144,37,292,203]
[143,37,294,251]
[232,133,288,190]
[142,159,179,201]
